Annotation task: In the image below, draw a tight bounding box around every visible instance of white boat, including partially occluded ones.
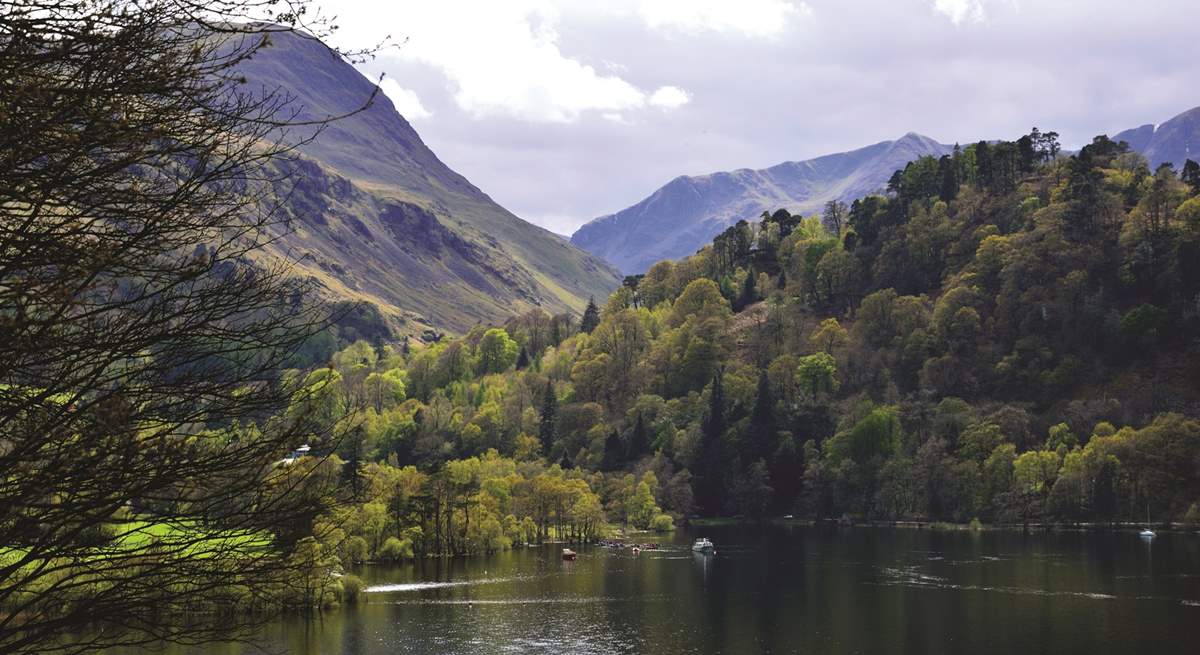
[1140,505,1156,539]
[692,537,715,552]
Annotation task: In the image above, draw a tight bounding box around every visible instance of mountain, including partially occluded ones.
[1115,105,1200,169]
[234,30,621,335]
[571,133,951,274]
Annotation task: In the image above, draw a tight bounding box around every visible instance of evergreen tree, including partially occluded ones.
[736,269,757,311]
[601,430,624,471]
[975,140,993,189]
[580,296,601,334]
[747,370,777,463]
[516,346,530,369]
[539,382,557,455]
[559,451,573,470]
[938,154,958,202]
[628,413,650,460]
[1182,159,1200,195]
[696,372,728,515]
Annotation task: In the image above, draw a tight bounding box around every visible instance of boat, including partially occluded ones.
[562,548,577,561]
[692,537,714,553]
[1140,505,1156,539]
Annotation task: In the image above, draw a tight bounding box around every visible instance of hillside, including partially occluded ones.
[1115,105,1200,169]
[331,128,1200,527]
[235,30,621,335]
[571,133,950,274]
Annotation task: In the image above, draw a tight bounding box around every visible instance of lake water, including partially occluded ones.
[127,524,1200,654]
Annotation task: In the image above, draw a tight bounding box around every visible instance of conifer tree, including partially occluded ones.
[1182,159,1200,195]
[629,413,650,459]
[580,296,601,334]
[539,382,558,455]
[695,373,728,515]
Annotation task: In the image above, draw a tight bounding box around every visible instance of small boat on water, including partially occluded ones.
[562,548,577,561]
[692,537,714,553]
[1140,505,1156,539]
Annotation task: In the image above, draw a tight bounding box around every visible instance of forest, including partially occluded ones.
[11,3,1200,653]
[289,130,1200,569]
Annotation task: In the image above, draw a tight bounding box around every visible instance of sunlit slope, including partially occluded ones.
[236,30,621,333]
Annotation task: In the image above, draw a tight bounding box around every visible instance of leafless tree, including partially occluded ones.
[0,1,380,652]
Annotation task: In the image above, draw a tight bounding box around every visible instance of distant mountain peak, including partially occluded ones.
[1118,105,1200,168]
[571,134,950,274]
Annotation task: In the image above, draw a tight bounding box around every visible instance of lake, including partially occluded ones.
[126,524,1200,654]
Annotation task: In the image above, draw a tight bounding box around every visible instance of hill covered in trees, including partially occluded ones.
[299,128,1200,541]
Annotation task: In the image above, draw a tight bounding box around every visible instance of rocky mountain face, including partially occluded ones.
[235,30,621,334]
[571,133,951,274]
[1115,105,1200,169]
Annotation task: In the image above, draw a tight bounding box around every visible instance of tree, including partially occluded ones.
[809,318,849,355]
[746,371,777,463]
[539,383,558,456]
[1183,159,1200,195]
[476,328,519,375]
[628,413,650,460]
[796,353,839,401]
[822,200,847,236]
[695,373,728,515]
[735,267,758,311]
[938,155,959,202]
[580,296,601,334]
[0,3,373,652]
[601,430,625,471]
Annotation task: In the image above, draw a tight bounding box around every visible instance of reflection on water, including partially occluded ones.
[112,525,1200,655]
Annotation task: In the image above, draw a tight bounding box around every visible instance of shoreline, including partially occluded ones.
[686,517,1199,534]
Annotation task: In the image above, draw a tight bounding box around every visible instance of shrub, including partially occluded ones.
[341,574,365,604]
[650,514,675,532]
[378,536,413,562]
[1184,503,1200,528]
[343,536,369,565]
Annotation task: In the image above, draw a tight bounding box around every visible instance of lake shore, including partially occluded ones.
[687,516,1200,534]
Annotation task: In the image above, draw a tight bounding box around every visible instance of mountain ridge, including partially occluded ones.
[571,133,952,274]
[234,30,621,335]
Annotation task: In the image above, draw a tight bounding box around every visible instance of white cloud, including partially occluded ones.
[932,0,988,24]
[378,78,432,120]
[636,0,808,37]
[334,2,694,123]
[649,85,691,109]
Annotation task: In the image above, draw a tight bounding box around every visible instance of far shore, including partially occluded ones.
[685,516,1199,534]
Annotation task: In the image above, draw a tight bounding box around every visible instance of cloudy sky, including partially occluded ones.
[316,0,1200,235]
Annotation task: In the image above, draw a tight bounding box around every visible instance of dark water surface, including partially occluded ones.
[132,525,1200,654]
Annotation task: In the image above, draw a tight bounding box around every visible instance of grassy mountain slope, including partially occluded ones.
[236,30,620,334]
[571,133,950,274]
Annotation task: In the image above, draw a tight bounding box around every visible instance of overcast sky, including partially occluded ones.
[316,0,1200,235]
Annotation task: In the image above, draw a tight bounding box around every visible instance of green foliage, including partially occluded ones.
[476,328,519,374]
[262,126,1200,534]
[796,353,839,400]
